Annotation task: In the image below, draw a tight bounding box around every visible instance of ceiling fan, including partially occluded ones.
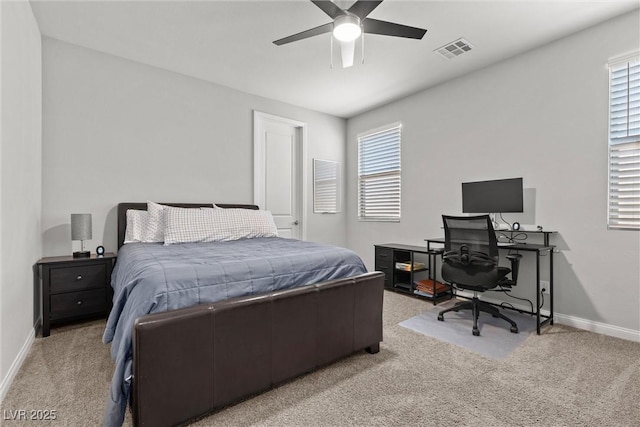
[273,0,427,68]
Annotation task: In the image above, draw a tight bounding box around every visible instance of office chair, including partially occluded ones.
[437,215,522,336]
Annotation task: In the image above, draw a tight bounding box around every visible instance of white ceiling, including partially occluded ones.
[30,0,639,118]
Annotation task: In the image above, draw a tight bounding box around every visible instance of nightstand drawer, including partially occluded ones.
[50,264,106,293]
[50,288,107,320]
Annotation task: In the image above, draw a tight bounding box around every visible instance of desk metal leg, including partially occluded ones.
[550,250,554,325]
[410,252,415,294]
[428,252,434,305]
[536,252,541,335]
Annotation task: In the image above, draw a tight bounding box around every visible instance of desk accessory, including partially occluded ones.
[71,213,92,258]
[96,245,105,257]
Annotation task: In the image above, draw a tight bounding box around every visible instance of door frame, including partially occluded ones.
[253,110,308,240]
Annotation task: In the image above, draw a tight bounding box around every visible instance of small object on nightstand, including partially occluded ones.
[512,222,520,231]
[96,245,105,257]
[71,213,92,258]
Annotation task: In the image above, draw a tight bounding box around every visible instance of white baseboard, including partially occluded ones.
[0,327,35,402]
[454,291,640,342]
[554,313,640,342]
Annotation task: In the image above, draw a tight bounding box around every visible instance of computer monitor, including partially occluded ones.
[462,177,523,213]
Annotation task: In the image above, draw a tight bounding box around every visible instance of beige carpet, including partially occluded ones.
[2,291,639,427]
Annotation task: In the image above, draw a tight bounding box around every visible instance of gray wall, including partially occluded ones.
[41,38,347,256]
[0,0,42,396]
[346,10,640,335]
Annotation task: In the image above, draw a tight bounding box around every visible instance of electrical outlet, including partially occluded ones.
[540,280,550,294]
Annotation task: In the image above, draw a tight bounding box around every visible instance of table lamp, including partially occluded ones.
[71,213,92,258]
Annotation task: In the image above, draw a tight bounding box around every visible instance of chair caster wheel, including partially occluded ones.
[437,314,444,321]
[510,326,518,333]
[472,328,480,336]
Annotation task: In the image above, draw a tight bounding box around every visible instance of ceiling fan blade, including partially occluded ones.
[273,22,333,45]
[311,0,344,19]
[363,18,427,39]
[347,0,383,19]
[340,40,355,68]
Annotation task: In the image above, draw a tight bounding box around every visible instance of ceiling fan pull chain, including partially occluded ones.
[361,31,365,64]
[330,34,334,69]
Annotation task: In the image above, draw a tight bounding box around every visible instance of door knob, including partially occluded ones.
[293,220,299,225]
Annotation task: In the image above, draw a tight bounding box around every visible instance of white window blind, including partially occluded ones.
[358,124,401,221]
[608,55,640,230]
[313,159,340,213]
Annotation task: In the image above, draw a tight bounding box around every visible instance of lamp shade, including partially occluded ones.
[71,214,92,241]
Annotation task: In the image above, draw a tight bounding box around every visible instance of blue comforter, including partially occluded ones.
[103,237,367,426]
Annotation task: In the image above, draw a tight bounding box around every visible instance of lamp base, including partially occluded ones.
[73,251,91,258]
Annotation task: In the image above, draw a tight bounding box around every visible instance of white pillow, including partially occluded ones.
[164,207,278,245]
[123,209,148,244]
[142,201,167,243]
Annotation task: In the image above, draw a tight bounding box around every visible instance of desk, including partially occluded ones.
[425,238,554,335]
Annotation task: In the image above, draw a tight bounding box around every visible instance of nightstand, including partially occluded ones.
[36,253,116,337]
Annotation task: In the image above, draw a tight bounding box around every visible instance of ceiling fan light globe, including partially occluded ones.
[333,15,362,42]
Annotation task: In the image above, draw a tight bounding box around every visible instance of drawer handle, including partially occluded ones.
[76,275,83,281]
[77,300,83,305]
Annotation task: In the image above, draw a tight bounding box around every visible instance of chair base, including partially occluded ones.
[437,296,518,336]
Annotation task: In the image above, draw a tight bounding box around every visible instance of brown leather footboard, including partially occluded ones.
[131,271,384,427]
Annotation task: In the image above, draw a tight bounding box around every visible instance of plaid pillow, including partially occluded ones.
[164,207,278,245]
[142,201,167,243]
[124,209,148,243]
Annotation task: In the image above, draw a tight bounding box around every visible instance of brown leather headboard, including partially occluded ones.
[117,202,260,249]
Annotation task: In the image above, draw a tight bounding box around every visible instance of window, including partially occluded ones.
[608,53,640,230]
[313,159,340,213]
[358,123,401,221]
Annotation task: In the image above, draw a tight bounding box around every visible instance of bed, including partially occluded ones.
[103,202,384,427]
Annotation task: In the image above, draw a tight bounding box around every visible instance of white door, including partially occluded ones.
[254,111,306,239]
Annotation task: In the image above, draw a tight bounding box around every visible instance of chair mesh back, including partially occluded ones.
[442,215,498,258]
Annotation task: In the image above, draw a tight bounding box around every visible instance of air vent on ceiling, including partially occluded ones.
[434,38,474,59]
